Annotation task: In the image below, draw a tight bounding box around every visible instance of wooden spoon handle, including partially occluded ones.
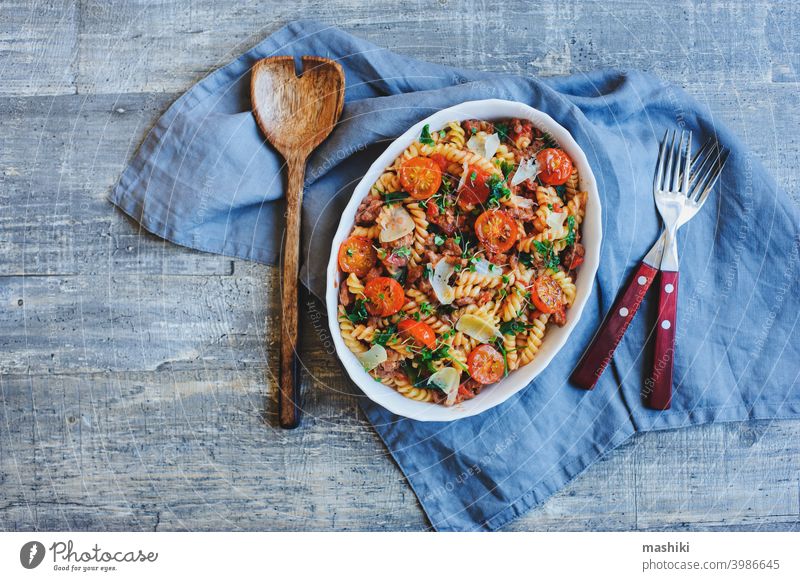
[278,156,305,429]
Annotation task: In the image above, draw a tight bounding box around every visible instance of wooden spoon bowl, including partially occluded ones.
[251,56,345,428]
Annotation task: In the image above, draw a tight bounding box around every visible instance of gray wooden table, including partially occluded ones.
[1,0,798,531]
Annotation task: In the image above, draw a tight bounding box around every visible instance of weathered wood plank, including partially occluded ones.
[72,1,799,95]
[0,366,426,531]
[0,263,276,374]
[0,0,78,96]
[633,422,800,530]
[1,0,799,533]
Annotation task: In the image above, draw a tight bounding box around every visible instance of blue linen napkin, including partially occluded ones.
[110,20,800,531]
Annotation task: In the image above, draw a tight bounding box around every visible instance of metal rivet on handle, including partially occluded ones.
[619,307,629,317]
[661,320,671,330]
[664,283,674,293]
[637,276,647,285]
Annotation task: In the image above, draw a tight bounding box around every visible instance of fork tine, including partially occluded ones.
[688,142,719,199]
[678,138,713,189]
[664,130,677,190]
[654,130,669,191]
[671,130,686,192]
[694,148,729,208]
[681,132,692,195]
[690,138,715,177]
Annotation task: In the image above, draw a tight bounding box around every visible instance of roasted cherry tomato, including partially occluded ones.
[568,253,584,270]
[337,236,377,278]
[536,148,573,186]
[399,157,442,200]
[531,274,566,315]
[397,318,436,349]
[474,210,518,253]
[458,165,490,208]
[467,344,505,384]
[363,276,405,317]
[430,153,449,171]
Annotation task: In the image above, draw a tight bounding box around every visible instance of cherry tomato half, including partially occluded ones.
[531,274,566,315]
[399,157,442,200]
[363,276,405,317]
[474,210,518,254]
[458,165,490,209]
[536,148,573,186]
[338,236,377,278]
[397,318,436,349]
[467,344,505,384]
[568,253,584,270]
[430,153,449,171]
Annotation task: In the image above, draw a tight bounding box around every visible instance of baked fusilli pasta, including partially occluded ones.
[336,117,588,405]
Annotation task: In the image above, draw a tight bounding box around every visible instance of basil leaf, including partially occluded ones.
[420,124,435,146]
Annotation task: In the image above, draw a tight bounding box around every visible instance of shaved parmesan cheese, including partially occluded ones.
[466,132,501,161]
[456,159,470,193]
[472,257,502,277]
[431,259,456,305]
[509,194,535,209]
[456,314,502,343]
[428,367,461,406]
[378,204,415,242]
[510,157,540,186]
[357,344,387,372]
[546,210,568,239]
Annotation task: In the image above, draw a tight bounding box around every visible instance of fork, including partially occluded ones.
[571,131,728,399]
[646,130,728,409]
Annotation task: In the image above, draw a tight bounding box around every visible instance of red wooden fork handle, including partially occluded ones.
[571,262,659,390]
[645,271,679,410]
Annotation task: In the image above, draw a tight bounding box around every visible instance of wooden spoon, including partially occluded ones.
[251,56,345,428]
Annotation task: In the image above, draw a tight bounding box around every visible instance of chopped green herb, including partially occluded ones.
[533,240,560,270]
[564,215,577,246]
[460,236,473,259]
[439,129,447,138]
[471,126,478,135]
[419,302,433,316]
[486,174,512,209]
[500,320,531,335]
[500,160,515,178]
[433,234,446,246]
[519,252,535,268]
[412,311,421,321]
[423,264,433,279]
[419,344,452,373]
[383,191,409,205]
[439,177,454,197]
[470,171,477,182]
[346,248,354,257]
[555,184,567,202]
[420,124,435,146]
[392,246,412,259]
[494,122,509,141]
[346,300,368,324]
[501,274,510,284]
[373,324,398,346]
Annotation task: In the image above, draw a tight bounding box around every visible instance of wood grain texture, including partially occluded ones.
[1,0,798,531]
[251,55,345,428]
